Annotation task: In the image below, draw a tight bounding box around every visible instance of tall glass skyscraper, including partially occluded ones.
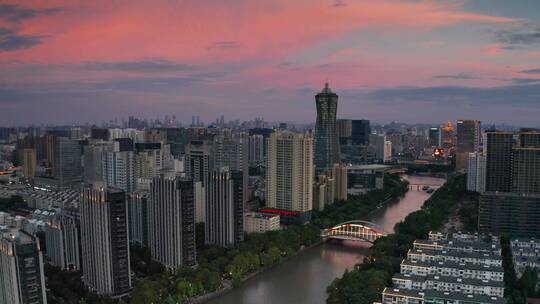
[314,83,339,173]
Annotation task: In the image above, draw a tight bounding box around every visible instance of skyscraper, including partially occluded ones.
[206,168,244,247]
[456,120,481,172]
[479,193,540,236]
[266,131,314,212]
[467,152,486,193]
[45,209,81,271]
[351,120,370,145]
[185,140,214,187]
[511,148,540,194]
[129,189,149,246]
[80,184,131,297]
[518,131,540,148]
[248,134,265,166]
[213,135,249,204]
[512,131,540,194]
[148,175,196,270]
[479,130,540,236]
[0,227,47,304]
[83,141,114,183]
[22,148,36,180]
[53,137,82,187]
[103,150,136,194]
[337,119,352,144]
[428,127,441,147]
[314,83,339,173]
[485,131,513,192]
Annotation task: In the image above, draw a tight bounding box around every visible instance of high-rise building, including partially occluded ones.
[80,185,131,297]
[83,141,114,183]
[213,136,249,204]
[148,175,196,270]
[22,148,36,180]
[312,174,335,211]
[512,147,540,194]
[206,168,244,247]
[485,131,513,192]
[185,140,213,187]
[456,120,481,172]
[351,120,370,145]
[0,227,47,304]
[337,119,352,144]
[53,137,82,187]
[134,144,168,179]
[248,134,265,166]
[266,132,313,212]
[479,192,540,236]
[44,209,81,271]
[330,163,348,201]
[43,133,56,168]
[467,152,486,193]
[90,128,109,141]
[511,131,540,194]
[369,134,391,163]
[479,130,540,236]
[428,127,441,147]
[128,190,149,246]
[518,131,540,148]
[194,181,206,223]
[103,150,136,194]
[314,83,339,173]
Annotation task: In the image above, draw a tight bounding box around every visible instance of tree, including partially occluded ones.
[130,280,160,304]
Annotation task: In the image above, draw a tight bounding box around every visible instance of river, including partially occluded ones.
[207,175,445,304]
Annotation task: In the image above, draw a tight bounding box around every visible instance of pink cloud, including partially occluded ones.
[1,0,515,64]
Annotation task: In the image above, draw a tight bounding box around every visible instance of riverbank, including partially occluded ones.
[192,175,409,304]
[326,174,468,304]
[188,241,323,304]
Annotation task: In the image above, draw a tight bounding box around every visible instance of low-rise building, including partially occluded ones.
[244,212,280,234]
[381,232,505,304]
[511,238,540,291]
[407,248,503,267]
[382,288,505,304]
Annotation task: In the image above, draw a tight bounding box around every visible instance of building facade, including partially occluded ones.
[0,227,47,304]
[314,83,339,173]
[266,132,314,213]
[148,175,196,270]
[45,209,81,271]
[479,192,540,236]
[80,185,131,297]
[467,152,486,193]
[485,131,513,192]
[456,120,481,172]
[244,212,280,234]
[53,137,82,187]
[103,150,136,194]
[205,168,244,247]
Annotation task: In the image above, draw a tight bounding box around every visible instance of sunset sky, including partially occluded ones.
[1,0,540,126]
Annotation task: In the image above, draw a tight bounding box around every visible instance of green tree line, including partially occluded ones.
[326,175,469,304]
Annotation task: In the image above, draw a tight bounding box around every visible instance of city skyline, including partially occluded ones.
[1,1,540,126]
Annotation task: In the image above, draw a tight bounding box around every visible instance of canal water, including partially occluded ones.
[207,175,445,304]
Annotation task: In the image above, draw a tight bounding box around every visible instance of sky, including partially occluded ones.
[1,0,540,127]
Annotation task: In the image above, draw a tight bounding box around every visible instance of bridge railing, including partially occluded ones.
[321,221,388,243]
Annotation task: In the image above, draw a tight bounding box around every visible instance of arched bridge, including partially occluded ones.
[321,220,388,243]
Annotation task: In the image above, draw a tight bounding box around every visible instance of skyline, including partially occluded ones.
[1,1,540,126]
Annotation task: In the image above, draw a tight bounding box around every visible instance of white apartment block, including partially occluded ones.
[244,212,280,234]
